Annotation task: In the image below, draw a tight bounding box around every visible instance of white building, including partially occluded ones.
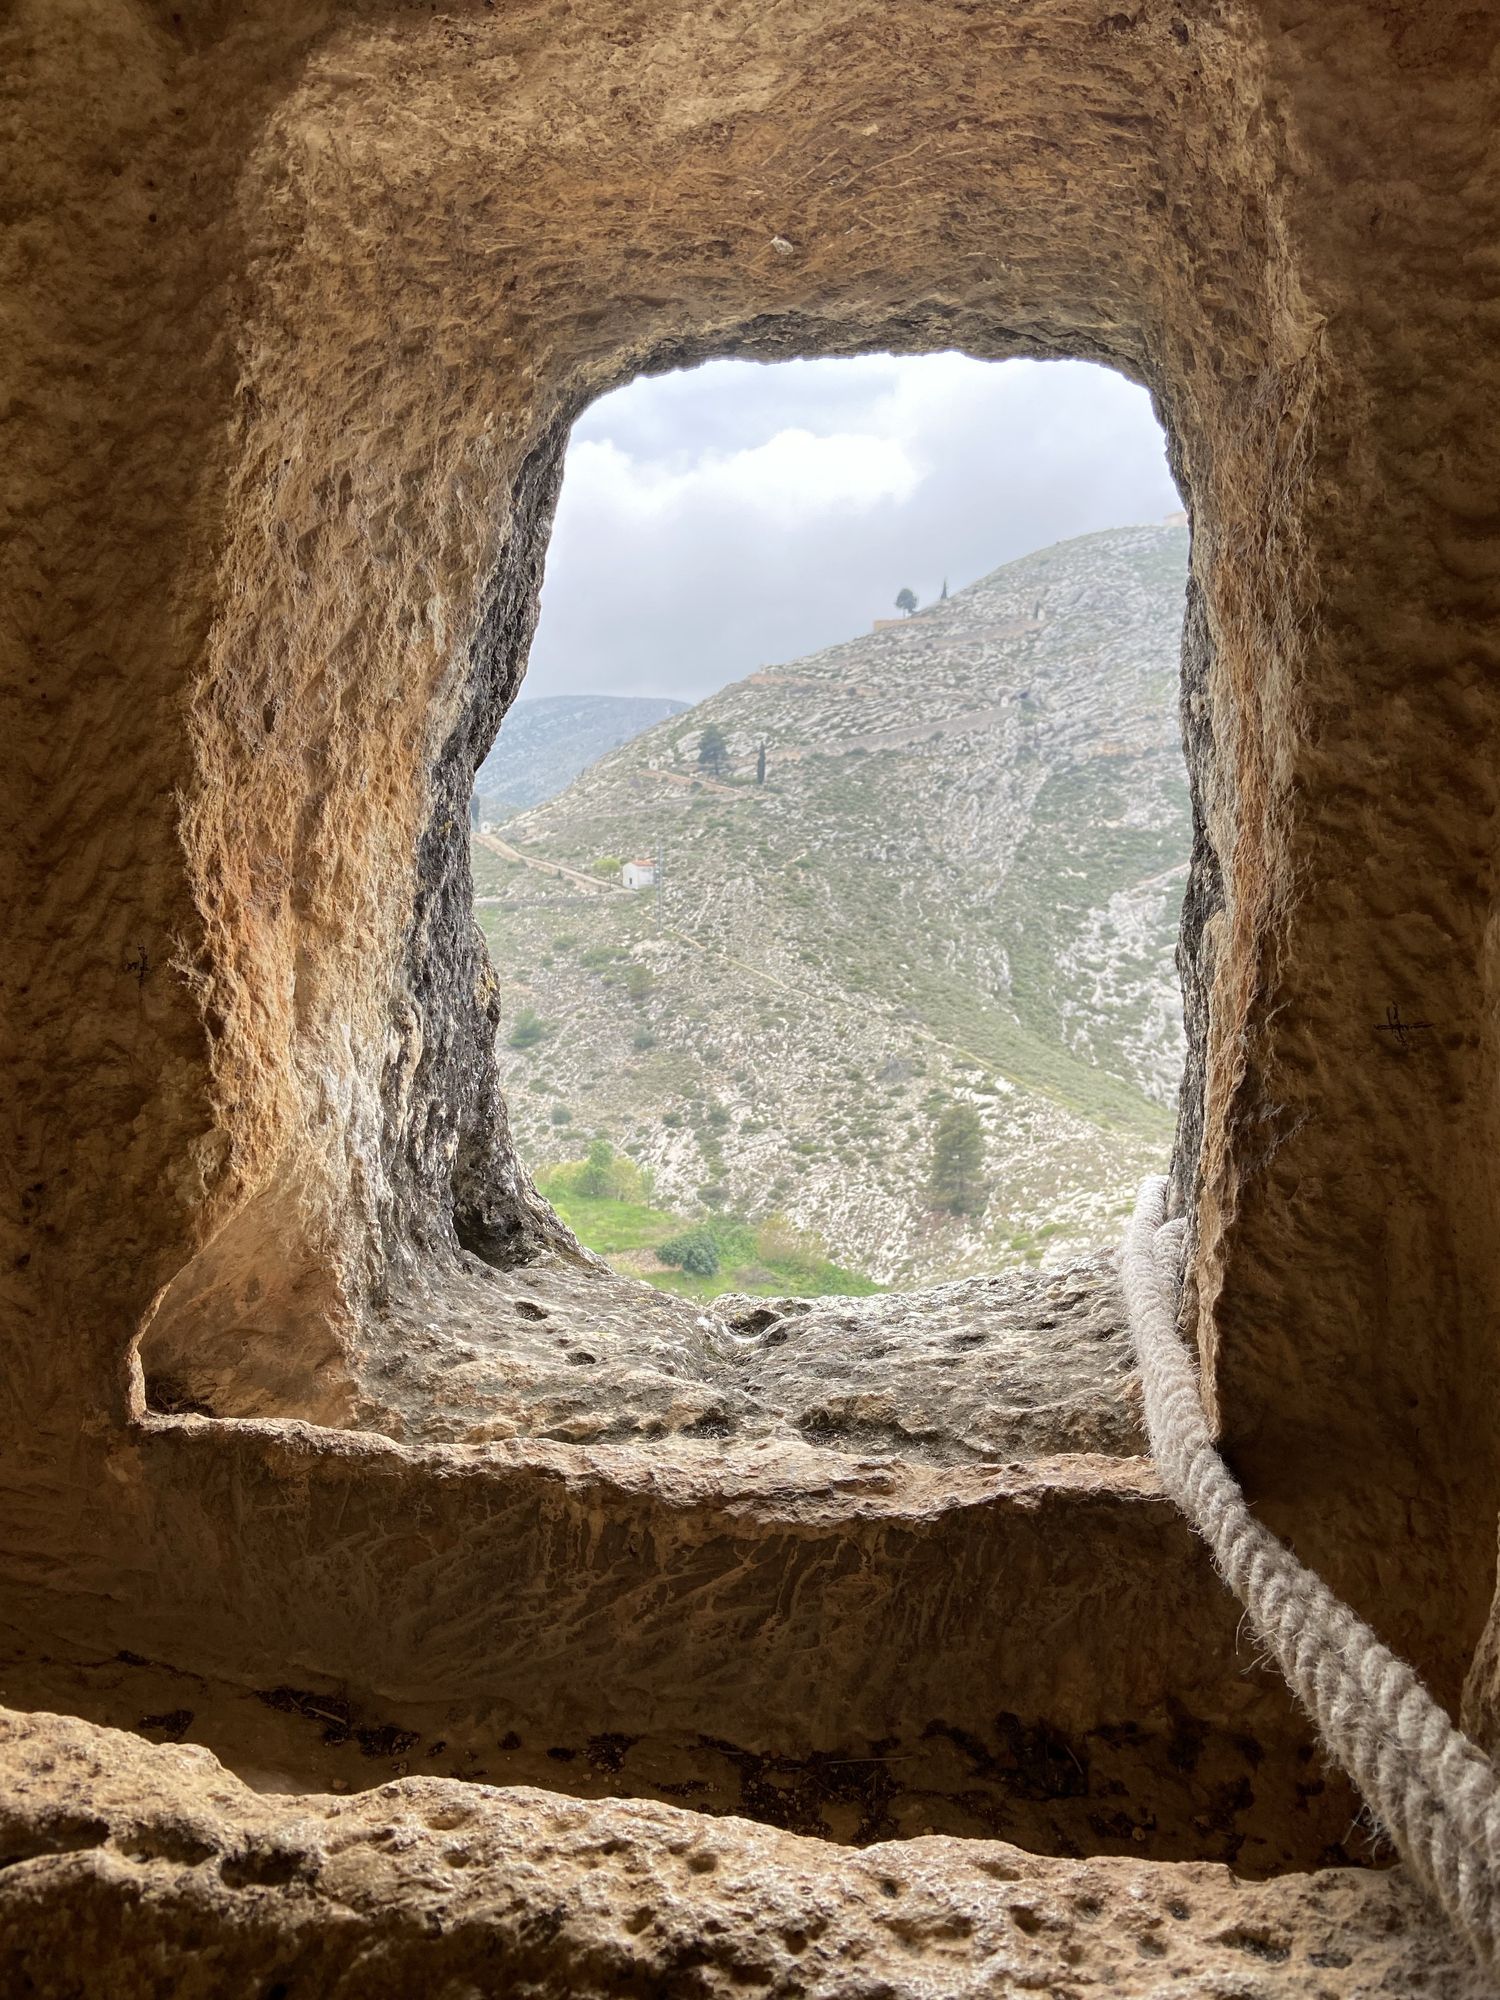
[622,858,656,891]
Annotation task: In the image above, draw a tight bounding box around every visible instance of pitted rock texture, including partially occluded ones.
[0,1709,1483,2000]
[9,4,1500,1995]
[147,1247,1143,1462]
[0,1436,1368,1871]
[0,1630,1363,1867]
[10,0,1500,1704]
[719,1265,1144,1462]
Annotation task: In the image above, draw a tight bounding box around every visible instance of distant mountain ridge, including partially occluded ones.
[473,525,1191,1286]
[476,694,688,814]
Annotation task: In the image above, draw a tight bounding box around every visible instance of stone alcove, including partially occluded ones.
[7,0,1500,1987]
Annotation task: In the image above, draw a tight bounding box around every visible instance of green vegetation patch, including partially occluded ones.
[537,1159,877,1301]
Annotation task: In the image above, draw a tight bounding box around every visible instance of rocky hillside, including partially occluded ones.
[476,693,687,814]
[475,524,1191,1286]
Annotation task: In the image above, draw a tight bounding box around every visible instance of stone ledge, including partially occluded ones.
[0,1707,1480,1999]
[3,1428,1362,1868]
[149,1253,1145,1466]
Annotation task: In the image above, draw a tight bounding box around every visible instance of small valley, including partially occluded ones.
[476,523,1192,1292]
[475,692,688,815]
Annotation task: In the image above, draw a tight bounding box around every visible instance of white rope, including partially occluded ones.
[1121,1174,1500,1970]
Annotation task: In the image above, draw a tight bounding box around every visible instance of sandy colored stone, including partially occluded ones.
[146,1245,1144,1461]
[0,1427,1368,1871]
[719,1264,1144,1462]
[1,1708,1487,1999]
[6,2,1500,1994]
[4,0,1499,1690]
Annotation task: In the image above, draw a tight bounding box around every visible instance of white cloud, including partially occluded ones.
[563,427,924,525]
[521,354,1179,704]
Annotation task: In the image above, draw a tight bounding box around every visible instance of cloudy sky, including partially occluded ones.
[521,354,1180,705]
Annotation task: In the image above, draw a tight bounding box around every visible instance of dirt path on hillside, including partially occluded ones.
[641,765,740,795]
[1130,859,1190,894]
[475,831,631,896]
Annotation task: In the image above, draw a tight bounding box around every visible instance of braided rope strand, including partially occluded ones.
[1121,1175,1500,1969]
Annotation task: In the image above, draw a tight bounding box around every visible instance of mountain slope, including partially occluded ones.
[475,524,1191,1286]
[476,693,688,815]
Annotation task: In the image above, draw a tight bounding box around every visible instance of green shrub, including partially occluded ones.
[576,1139,616,1198]
[549,1104,573,1126]
[508,1006,549,1049]
[658,1226,721,1277]
[553,1138,653,1204]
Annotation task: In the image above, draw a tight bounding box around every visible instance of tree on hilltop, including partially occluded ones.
[895,587,918,616]
[698,722,728,778]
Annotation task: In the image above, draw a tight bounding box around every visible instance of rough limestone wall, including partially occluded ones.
[1176,7,1500,1714]
[16,1,1247,1378]
[3,1709,1486,2000]
[6,0,1500,1849]
[8,0,1246,1424]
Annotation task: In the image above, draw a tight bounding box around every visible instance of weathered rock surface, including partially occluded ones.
[3,1427,1371,1871]
[148,1238,1143,1461]
[719,1265,1144,1462]
[0,1709,1483,1999]
[7,0,1500,1993]
[6,0,1498,1687]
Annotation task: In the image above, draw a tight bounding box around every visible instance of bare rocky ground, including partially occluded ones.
[353,1249,1143,1459]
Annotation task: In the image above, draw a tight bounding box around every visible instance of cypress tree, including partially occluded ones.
[927,1103,987,1217]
